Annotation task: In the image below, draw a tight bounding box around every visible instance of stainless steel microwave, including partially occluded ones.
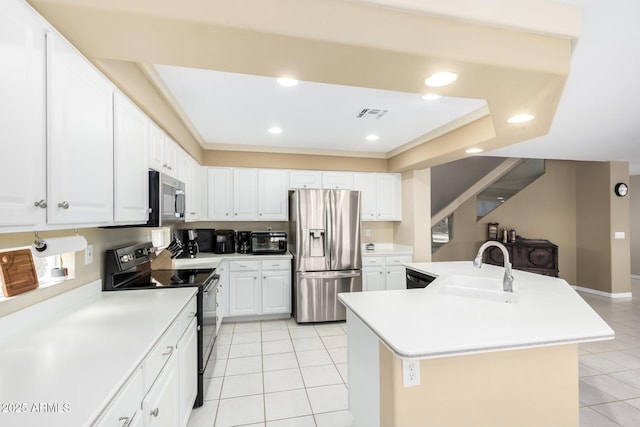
[147,170,185,226]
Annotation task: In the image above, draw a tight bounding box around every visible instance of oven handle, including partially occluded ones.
[203,274,220,294]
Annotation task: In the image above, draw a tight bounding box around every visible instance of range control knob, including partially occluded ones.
[120,254,131,263]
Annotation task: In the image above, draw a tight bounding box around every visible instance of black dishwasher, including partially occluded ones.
[406,269,436,289]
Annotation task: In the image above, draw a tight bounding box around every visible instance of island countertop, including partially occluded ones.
[338,261,614,359]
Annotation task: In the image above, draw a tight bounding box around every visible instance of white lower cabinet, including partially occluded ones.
[143,354,180,427]
[262,259,291,314]
[229,271,261,316]
[178,318,198,427]
[362,255,412,291]
[95,296,197,427]
[223,257,291,319]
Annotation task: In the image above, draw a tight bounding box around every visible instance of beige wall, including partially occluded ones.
[379,343,578,427]
[576,162,631,293]
[630,175,640,276]
[434,160,578,284]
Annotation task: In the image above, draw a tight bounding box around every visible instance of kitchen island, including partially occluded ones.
[338,261,614,427]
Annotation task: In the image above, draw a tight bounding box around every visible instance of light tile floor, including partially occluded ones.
[188,279,640,426]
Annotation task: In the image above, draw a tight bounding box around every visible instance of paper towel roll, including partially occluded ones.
[30,235,88,258]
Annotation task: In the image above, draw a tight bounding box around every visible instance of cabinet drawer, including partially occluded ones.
[362,256,385,267]
[95,367,143,427]
[261,259,290,270]
[385,255,412,266]
[178,296,197,338]
[229,260,259,271]
[143,320,180,391]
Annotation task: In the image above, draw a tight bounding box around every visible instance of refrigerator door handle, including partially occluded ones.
[298,270,361,279]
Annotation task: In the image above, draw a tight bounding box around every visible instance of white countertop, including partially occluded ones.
[338,261,614,359]
[362,243,412,256]
[0,286,197,427]
[173,251,293,269]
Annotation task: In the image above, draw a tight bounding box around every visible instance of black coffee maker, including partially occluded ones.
[236,231,251,254]
[186,229,199,258]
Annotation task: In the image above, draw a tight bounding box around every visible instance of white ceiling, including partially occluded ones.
[489,0,640,175]
[153,64,487,157]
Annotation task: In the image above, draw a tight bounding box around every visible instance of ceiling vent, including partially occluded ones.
[355,108,389,120]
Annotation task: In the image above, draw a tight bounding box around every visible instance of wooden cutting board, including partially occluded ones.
[0,249,39,297]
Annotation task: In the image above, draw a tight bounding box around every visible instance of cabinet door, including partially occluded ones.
[207,168,233,220]
[94,367,143,427]
[0,0,46,228]
[262,270,291,314]
[233,168,257,220]
[289,170,321,189]
[149,122,166,172]
[178,319,197,427]
[376,174,402,221]
[258,169,288,221]
[229,272,261,316]
[163,136,178,178]
[186,163,204,222]
[353,173,376,221]
[322,171,353,189]
[362,267,385,292]
[113,92,149,224]
[217,261,229,320]
[47,31,114,225]
[143,355,180,427]
[386,266,407,291]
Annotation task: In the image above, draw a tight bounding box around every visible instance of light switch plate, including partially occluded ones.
[615,231,625,240]
[85,245,94,265]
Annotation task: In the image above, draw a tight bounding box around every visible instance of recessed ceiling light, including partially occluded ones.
[507,114,534,124]
[425,72,458,87]
[465,148,484,154]
[497,196,505,200]
[276,77,298,87]
[366,134,379,141]
[268,127,283,134]
[422,93,441,101]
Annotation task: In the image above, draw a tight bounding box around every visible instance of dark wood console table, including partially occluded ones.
[482,238,559,277]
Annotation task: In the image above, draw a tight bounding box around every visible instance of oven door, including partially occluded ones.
[201,274,219,365]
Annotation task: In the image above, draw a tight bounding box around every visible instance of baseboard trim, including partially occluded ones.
[573,285,632,299]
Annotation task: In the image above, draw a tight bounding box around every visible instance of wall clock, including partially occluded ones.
[614,182,628,197]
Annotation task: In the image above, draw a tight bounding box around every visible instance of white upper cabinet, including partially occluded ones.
[353,173,376,221]
[322,171,353,189]
[258,169,288,220]
[113,91,149,224]
[46,30,114,225]
[149,122,178,178]
[353,172,402,221]
[0,0,47,229]
[233,168,258,220]
[289,170,322,189]
[376,173,402,221]
[207,167,233,220]
[178,150,204,222]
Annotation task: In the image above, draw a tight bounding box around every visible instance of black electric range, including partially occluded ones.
[104,242,218,407]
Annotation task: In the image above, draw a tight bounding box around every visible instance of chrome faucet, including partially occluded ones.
[473,241,514,292]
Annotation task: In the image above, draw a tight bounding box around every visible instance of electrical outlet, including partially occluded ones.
[402,359,420,387]
[85,245,94,265]
[365,229,371,237]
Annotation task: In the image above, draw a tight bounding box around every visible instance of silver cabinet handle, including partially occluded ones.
[162,163,168,168]
[189,311,196,317]
[259,213,263,216]
[379,271,383,275]
[190,212,196,215]
[161,345,174,356]
[34,200,47,208]
[168,166,173,170]
[234,213,238,216]
[225,213,229,216]
[118,416,131,427]
[150,408,159,417]
[58,201,69,209]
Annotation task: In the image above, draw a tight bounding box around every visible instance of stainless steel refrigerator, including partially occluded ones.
[289,189,362,323]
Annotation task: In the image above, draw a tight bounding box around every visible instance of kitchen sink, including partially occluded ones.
[438,274,519,303]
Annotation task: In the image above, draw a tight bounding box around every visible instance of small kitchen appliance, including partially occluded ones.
[214,230,236,254]
[186,229,199,258]
[236,231,251,254]
[104,242,219,407]
[195,229,215,252]
[147,170,186,227]
[250,231,287,254]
